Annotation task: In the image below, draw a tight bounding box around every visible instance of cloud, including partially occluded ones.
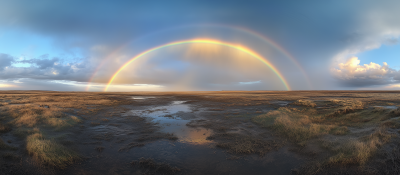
[0,53,93,82]
[19,55,60,69]
[331,57,400,87]
[0,78,85,91]
[0,53,14,70]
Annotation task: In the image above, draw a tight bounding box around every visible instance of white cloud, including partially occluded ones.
[331,57,400,86]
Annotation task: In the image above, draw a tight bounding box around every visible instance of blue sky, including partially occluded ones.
[357,44,400,70]
[0,0,400,91]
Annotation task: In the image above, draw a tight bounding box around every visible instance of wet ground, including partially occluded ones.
[60,96,303,175]
[2,91,400,175]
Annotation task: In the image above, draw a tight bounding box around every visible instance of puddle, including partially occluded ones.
[270,101,290,106]
[373,106,399,110]
[131,96,156,100]
[128,101,212,144]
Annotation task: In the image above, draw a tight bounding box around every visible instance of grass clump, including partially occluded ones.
[26,133,80,169]
[330,126,349,135]
[45,116,81,130]
[380,120,400,129]
[5,105,80,130]
[328,140,375,165]
[273,115,335,145]
[137,157,181,174]
[253,108,336,145]
[328,127,394,165]
[212,134,282,156]
[293,99,317,107]
[13,127,40,138]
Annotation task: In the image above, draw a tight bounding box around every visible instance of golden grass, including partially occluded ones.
[253,108,336,145]
[26,133,79,169]
[4,104,81,130]
[330,126,349,135]
[328,127,394,165]
[13,127,40,138]
[293,99,317,107]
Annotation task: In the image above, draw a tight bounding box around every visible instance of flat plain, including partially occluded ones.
[1,90,400,175]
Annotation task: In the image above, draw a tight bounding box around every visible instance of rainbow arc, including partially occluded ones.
[104,39,291,91]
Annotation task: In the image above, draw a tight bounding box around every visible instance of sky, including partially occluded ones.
[0,0,400,91]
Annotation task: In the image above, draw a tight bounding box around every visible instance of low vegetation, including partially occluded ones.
[1,90,400,174]
[26,133,80,169]
[209,133,283,156]
[252,107,337,145]
[133,157,181,174]
[326,127,394,165]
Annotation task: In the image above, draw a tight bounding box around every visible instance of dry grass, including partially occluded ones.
[137,157,181,174]
[211,133,282,156]
[293,99,317,107]
[3,104,81,130]
[13,127,40,138]
[252,108,336,145]
[26,133,80,169]
[330,126,349,135]
[327,127,394,165]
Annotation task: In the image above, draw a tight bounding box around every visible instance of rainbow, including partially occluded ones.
[228,26,312,88]
[104,38,291,91]
[86,25,309,91]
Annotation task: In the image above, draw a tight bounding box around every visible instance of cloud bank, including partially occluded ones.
[0,53,92,82]
[331,57,400,87]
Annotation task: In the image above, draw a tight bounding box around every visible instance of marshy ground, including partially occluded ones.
[1,90,400,174]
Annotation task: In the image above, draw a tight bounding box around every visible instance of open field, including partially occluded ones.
[1,90,400,174]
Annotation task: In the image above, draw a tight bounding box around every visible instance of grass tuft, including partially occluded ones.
[26,133,80,169]
[138,157,181,174]
[293,99,317,107]
[330,126,349,135]
[328,127,394,165]
[253,108,336,145]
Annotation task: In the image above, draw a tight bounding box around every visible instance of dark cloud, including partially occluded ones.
[0,53,14,70]
[19,55,60,69]
[0,53,93,82]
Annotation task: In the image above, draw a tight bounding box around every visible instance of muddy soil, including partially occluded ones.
[58,96,303,175]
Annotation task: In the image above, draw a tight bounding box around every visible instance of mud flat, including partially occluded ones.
[1,90,400,174]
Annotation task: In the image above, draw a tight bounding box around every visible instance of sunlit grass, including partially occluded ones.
[26,133,80,169]
[327,127,394,165]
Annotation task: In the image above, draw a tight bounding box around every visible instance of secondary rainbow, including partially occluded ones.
[104,39,291,91]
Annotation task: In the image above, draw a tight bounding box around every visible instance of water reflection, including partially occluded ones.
[373,106,399,109]
[131,96,156,100]
[128,101,212,144]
